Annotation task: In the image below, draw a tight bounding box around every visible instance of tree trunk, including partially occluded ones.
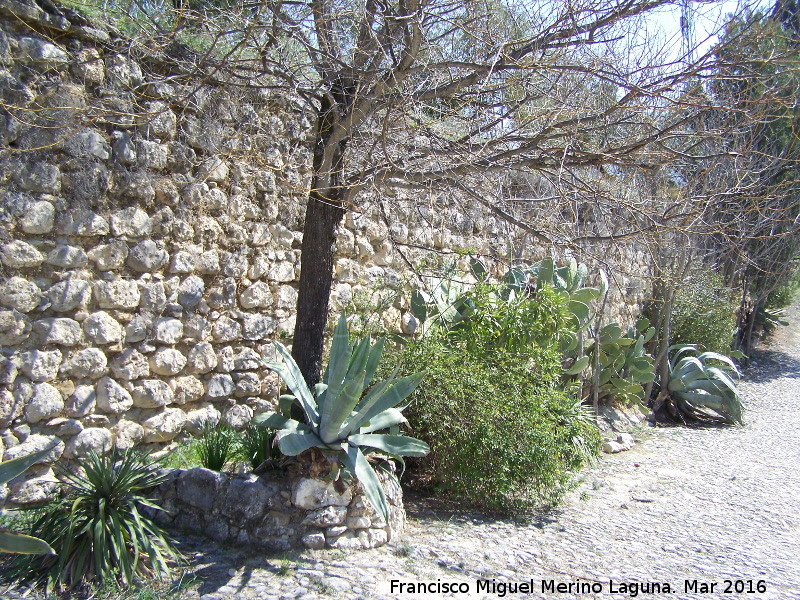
[291,96,347,388]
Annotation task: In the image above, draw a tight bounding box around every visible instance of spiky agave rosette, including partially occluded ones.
[254,314,429,524]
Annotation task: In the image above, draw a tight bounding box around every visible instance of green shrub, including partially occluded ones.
[238,425,280,470]
[670,272,738,355]
[3,448,179,590]
[196,422,237,471]
[766,269,800,309]
[395,336,600,512]
[459,283,571,355]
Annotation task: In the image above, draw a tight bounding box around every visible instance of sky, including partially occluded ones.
[648,0,773,62]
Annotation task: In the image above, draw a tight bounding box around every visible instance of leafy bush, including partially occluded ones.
[666,345,743,425]
[238,424,280,470]
[395,336,600,512]
[3,448,179,590]
[196,422,237,471]
[670,272,738,355]
[0,445,57,555]
[459,283,572,355]
[255,314,429,524]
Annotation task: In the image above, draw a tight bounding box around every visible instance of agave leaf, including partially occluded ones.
[363,337,386,389]
[0,531,55,555]
[341,373,424,436]
[349,434,429,457]
[252,412,305,431]
[347,336,372,382]
[410,290,428,322]
[268,343,319,426]
[340,445,389,525]
[697,352,741,375]
[564,356,590,375]
[0,443,58,485]
[324,315,352,404]
[278,394,296,417]
[320,371,366,444]
[359,408,408,433]
[276,430,326,456]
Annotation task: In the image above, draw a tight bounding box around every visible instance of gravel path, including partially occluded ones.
[4,313,799,600]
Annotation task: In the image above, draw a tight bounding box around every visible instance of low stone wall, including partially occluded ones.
[150,467,405,551]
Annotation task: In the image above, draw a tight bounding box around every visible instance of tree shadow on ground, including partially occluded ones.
[742,346,800,384]
[403,490,563,530]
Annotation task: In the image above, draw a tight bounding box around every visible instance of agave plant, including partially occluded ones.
[666,345,743,425]
[254,314,429,524]
[4,447,179,589]
[0,445,57,555]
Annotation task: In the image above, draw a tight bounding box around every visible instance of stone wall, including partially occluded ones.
[0,0,654,508]
[149,467,404,551]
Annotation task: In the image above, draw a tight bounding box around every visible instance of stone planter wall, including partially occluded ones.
[150,467,404,551]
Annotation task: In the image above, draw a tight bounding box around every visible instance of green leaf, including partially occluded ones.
[569,300,590,322]
[599,323,622,344]
[410,290,428,322]
[252,412,306,431]
[643,327,656,342]
[470,257,488,282]
[572,287,601,303]
[359,408,408,433]
[564,356,590,375]
[363,337,386,389]
[276,430,326,456]
[0,531,55,555]
[0,443,58,485]
[599,269,609,297]
[537,258,554,289]
[278,394,296,417]
[266,343,319,427]
[324,314,352,404]
[340,445,389,525]
[341,373,425,437]
[320,371,366,444]
[348,434,429,457]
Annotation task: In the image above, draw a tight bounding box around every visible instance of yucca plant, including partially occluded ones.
[3,447,179,590]
[254,314,429,524]
[666,345,743,425]
[196,422,237,471]
[238,424,280,470]
[0,445,57,555]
